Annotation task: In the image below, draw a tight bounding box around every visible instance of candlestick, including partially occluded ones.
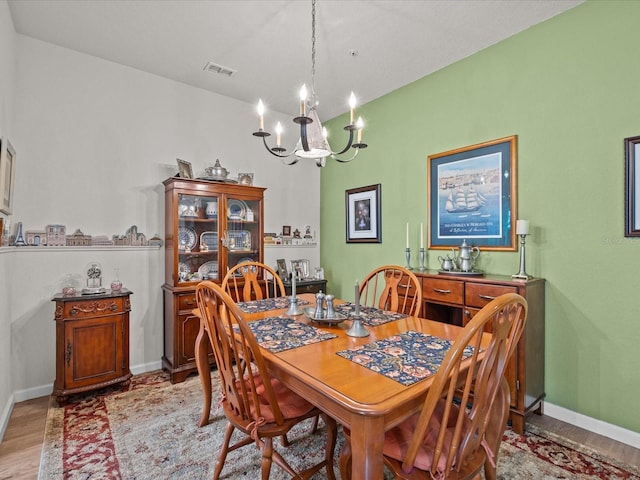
[286,272,303,315]
[405,247,413,270]
[347,281,369,338]
[418,247,426,271]
[512,232,533,280]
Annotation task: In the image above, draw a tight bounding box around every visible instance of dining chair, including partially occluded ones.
[195,281,337,480]
[339,293,528,480]
[359,265,423,316]
[222,260,286,301]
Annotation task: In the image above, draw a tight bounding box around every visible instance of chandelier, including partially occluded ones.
[252,0,367,167]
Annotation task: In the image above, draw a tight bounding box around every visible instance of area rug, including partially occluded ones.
[39,370,640,479]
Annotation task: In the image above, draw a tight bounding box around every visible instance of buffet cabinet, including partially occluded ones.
[416,272,545,434]
[52,290,132,405]
[162,177,265,383]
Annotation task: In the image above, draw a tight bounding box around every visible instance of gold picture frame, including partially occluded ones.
[176,158,193,179]
[0,138,16,215]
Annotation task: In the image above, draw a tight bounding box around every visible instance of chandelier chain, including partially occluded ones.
[310,0,317,100]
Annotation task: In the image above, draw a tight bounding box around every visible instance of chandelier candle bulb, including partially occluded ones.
[257,100,265,130]
[275,122,283,147]
[349,92,356,124]
[516,220,530,236]
[356,117,363,143]
[299,85,307,116]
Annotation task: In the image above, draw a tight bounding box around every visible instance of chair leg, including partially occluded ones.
[322,413,337,480]
[339,427,352,480]
[260,437,274,480]
[213,423,235,480]
[310,414,320,433]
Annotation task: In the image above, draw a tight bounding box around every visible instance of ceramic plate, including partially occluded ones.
[199,231,218,250]
[178,262,190,276]
[228,230,251,250]
[198,261,218,279]
[178,226,197,250]
[227,199,248,220]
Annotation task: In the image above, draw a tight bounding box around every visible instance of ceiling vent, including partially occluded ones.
[203,61,237,77]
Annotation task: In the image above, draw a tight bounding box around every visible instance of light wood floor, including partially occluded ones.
[1,396,639,479]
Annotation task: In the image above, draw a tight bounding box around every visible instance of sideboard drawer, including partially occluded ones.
[422,278,464,305]
[465,283,518,309]
[177,293,197,311]
[64,296,125,318]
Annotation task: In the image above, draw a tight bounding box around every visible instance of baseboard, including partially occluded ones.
[0,392,15,442]
[544,402,640,449]
[11,360,164,403]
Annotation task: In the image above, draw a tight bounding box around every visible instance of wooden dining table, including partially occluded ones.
[195,293,490,480]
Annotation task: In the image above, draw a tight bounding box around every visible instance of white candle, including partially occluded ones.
[257,100,265,130]
[420,223,424,249]
[291,272,297,300]
[349,92,356,124]
[406,222,409,249]
[516,219,530,236]
[275,122,282,147]
[299,85,307,116]
[354,280,360,316]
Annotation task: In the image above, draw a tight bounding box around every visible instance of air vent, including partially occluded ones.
[203,61,237,77]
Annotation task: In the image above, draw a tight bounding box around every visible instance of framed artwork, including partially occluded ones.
[276,258,288,279]
[427,136,517,251]
[282,225,291,236]
[290,259,310,279]
[176,158,193,179]
[0,138,16,215]
[346,184,382,243]
[624,135,640,237]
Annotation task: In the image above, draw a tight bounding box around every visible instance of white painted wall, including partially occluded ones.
[0,0,17,439]
[0,28,321,432]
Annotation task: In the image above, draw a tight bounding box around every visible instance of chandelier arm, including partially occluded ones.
[261,136,296,158]
[331,128,355,155]
[300,122,310,152]
[332,148,360,163]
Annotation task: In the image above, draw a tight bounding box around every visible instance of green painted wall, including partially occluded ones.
[320,1,640,433]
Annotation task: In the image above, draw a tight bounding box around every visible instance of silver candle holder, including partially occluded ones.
[418,247,426,271]
[405,247,413,270]
[346,281,369,337]
[286,273,304,315]
[512,220,533,280]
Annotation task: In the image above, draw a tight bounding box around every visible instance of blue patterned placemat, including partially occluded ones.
[244,316,337,353]
[237,297,310,314]
[336,330,474,386]
[334,302,408,326]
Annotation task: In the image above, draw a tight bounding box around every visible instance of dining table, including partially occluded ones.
[195,293,490,480]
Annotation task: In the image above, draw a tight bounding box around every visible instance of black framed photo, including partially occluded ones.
[176,158,193,179]
[346,184,381,243]
[625,135,640,237]
[276,258,288,280]
[427,136,517,251]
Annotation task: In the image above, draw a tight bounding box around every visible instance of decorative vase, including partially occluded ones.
[205,201,218,218]
[111,268,123,292]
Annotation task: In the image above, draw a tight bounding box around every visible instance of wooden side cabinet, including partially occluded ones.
[283,279,328,295]
[52,290,132,405]
[417,272,545,434]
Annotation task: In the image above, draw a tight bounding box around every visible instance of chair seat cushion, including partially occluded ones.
[383,399,469,474]
[248,374,315,422]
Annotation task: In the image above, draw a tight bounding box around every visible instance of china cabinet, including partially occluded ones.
[162,177,265,383]
[52,289,132,405]
[416,271,545,434]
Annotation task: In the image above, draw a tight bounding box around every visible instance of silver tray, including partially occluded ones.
[199,176,239,184]
[438,270,484,276]
[303,307,348,325]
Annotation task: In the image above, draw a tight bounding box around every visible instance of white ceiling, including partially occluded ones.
[8,0,583,119]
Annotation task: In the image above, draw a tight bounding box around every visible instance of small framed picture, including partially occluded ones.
[276,258,288,280]
[346,184,382,243]
[176,158,193,179]
[282,225,291,236]
[625,135,640,237]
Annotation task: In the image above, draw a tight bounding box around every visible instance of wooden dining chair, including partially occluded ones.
[340,293,528,480]
[359,265,423,316]
[222,261,286,301]
[195,281,337,480]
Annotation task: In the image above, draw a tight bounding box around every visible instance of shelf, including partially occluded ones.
[265,243,317,248]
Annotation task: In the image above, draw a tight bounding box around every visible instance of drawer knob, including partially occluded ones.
[184,298,195,306]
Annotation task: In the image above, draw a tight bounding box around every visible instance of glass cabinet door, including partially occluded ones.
[222,196,261,273]
[176,193,219,283]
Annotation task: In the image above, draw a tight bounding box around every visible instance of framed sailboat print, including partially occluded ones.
[427,136,517,251]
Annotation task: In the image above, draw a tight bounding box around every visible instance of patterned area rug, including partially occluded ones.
[39,371,640,479]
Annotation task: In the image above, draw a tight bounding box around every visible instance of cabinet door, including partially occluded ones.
[177,310,204,365]
[64,315,124,388]
[176,192,221,283]
[223,195,262,273]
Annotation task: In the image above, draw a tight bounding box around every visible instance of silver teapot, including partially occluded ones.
[438,254,455,271]
[205,159,229,179]
[454,239,480,272]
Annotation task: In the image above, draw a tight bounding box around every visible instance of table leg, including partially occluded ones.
[348,415,385,480]
[195,319,212,427]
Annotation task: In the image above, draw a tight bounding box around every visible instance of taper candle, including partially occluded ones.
[354,280,360,316]
[420,223,424,248]
[291,272,297,300]
[516,219,530,235]
[406,222,409,248]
